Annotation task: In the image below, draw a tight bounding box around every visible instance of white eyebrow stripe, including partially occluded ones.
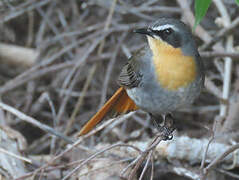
[151,24,177,31]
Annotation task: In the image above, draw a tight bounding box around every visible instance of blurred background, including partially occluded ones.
[0,0,239,179]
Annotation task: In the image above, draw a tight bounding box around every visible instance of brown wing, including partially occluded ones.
[118,58,142,89]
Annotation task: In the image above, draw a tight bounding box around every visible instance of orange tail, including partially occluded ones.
[78,87,138,136]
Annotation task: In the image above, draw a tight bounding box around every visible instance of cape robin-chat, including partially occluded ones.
[78,18,205,137]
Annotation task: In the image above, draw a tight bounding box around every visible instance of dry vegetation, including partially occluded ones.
[0,0,239,179]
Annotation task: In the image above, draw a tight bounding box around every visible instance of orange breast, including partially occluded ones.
[148,37,196,91]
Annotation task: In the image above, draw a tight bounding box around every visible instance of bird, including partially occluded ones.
[78,18,204,138]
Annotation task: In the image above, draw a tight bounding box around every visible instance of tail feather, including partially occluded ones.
[78,87,138,136]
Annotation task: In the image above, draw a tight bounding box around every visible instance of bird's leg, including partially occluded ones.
[150,113,175,140]
[150,113,161,129]
[162,113,175,140]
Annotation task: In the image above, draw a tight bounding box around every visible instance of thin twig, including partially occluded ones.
[0,61,74,94]
[0,102,73,143]
[150,152,154,180]
[200,51,239,59]
[56,35,109,122]
[37,5,74,58]
[200,17,239,50]
[76,158,133,178]
[97,0,118,109]
[65,65,97,135]
[62,142,141,180]
[128,133,166,179]
[0,29,110,94]
[121,156,141,177]
[204,144,239,175]
[99,32,127,107]
[216,168,239,179]
[213,0,233,130]
[200,136,214,174]
[0,147,32,164]
[139,150,152,180]
[16,113,136,179]
[1,0,51,23]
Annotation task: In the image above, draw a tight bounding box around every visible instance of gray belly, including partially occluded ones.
[126,80,202,115]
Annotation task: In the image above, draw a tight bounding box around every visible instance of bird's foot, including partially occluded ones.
[152,113,175,141]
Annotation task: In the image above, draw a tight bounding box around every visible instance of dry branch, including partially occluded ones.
[1,0,239,179]
[75,135,239,180]
[0,102,73,143]
[0,43,39,67]
[127,136,239,167]
[0,126,28,179]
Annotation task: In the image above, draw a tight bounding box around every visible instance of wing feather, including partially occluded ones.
[118,60,142,88]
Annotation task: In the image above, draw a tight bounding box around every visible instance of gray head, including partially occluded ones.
[134,18,198,55]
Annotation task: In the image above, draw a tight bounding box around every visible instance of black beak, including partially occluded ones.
[133,28,154,37]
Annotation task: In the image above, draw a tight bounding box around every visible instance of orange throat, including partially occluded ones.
[147,37,196,91]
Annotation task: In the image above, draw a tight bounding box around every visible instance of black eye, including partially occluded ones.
[163,28,172,35]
